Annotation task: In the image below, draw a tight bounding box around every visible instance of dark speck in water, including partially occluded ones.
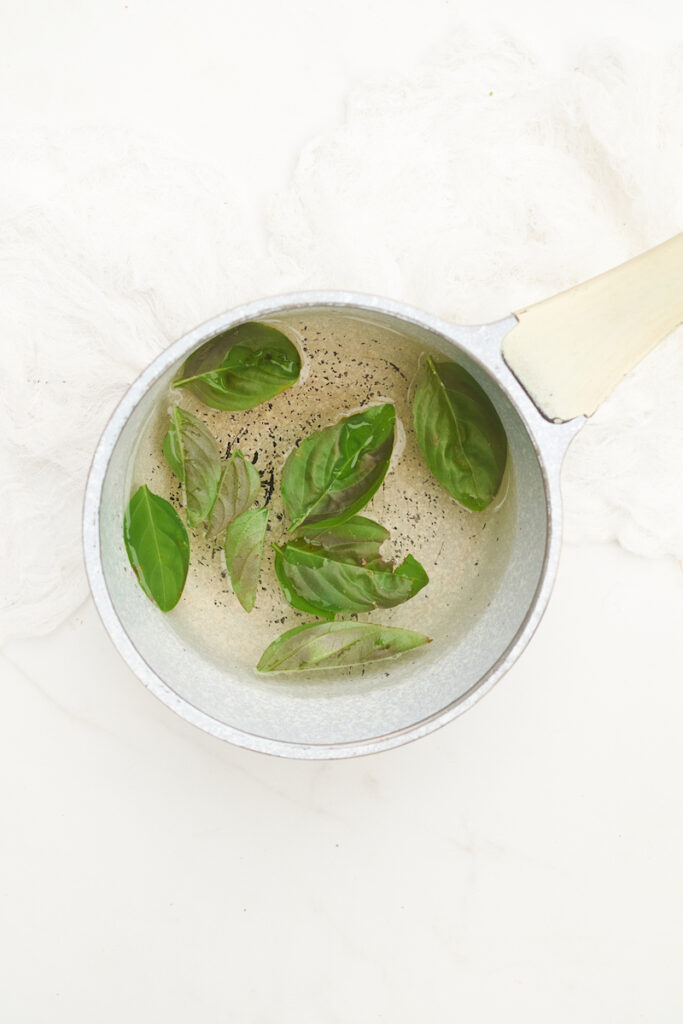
[385,360,409,383]
[261,468,275,506]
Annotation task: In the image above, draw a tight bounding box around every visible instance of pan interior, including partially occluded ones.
[98,305,548,747]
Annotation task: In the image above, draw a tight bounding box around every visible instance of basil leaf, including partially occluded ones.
[224,506,269,612]
[173,322,301,411]
[162,407,222,529]
[207,449,260,538]
[274,532,428,619]
[123,485,189,612]
[257,620,431,673]
[412,356,507,511]
[281,404,396,533]
[302,515,389,561]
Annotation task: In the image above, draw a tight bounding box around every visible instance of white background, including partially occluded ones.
[2,1,683,1021]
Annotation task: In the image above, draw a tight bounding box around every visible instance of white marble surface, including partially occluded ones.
[3,546,683,1020]
[2,2,683,1021]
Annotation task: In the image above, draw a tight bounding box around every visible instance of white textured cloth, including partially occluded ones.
[2,34,682,644]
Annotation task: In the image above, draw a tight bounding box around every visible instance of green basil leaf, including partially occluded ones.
[207,449,260,538]
[412,356,507,511]
[274,532,428,619]
[173,322,301,411]
[224,506,269,613]
[302,515,389,561]
[162,407,223,529]
[257,620,431,673]
[281,404,396,533]
[123,485,190,612]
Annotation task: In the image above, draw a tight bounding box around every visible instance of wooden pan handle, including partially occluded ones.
[502,233,683,422]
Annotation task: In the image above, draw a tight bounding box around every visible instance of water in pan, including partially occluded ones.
[130,310,517,677]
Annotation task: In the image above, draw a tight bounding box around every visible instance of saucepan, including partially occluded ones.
[83,234,683,758]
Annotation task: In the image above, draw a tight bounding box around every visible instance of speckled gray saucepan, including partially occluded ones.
[83,235,683,758]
